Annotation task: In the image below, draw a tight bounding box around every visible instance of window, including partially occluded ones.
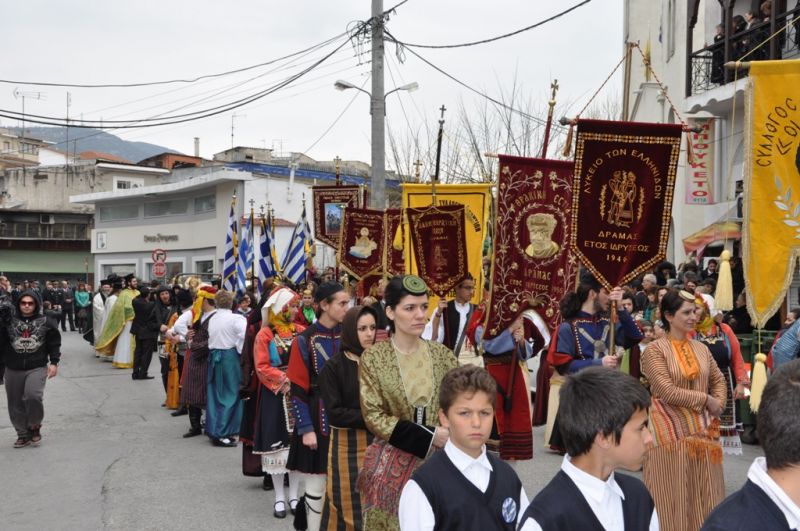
[194,194,216,213]
[2,141,10,153]
[144,199,189,217]
[102,264,136,278]
[20,142,39,155]
[99,204,139,221]
[113,177,144,190]
[194,260,214,274]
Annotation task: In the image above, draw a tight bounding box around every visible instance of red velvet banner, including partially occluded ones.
[570,119,682,288]
[385,208,405,276]
[312,186,364,249]
[407,205,469,297]
[483,155,578,338]
[337,207,386,280]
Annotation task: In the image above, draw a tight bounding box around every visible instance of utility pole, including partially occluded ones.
[66,92,71,166]
[370,0,386,208]
[231,113,246,149]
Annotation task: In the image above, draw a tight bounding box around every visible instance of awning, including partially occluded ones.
[0,250,93,274]
[682,221,741,255]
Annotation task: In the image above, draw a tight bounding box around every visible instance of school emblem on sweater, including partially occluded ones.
[501,497,517,524]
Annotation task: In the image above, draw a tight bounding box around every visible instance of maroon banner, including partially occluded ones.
[312,186,363,249]
[570,119,682,289]
[337,207,385,280]
[407,205,468,297]
[483,155,578,338]
[385,208,405,276]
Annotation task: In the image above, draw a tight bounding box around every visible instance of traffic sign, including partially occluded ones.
[151,248,168,263]
[153,262,167,278]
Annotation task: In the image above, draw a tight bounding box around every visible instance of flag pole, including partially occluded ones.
[540,79,559,159]
[432,104,446,206]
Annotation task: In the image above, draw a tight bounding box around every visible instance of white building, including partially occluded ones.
[624,0,800,263]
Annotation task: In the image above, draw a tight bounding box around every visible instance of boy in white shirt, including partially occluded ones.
[398,365,528,530]
[518,367,659,530]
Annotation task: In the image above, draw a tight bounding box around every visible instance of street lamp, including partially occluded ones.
[334,79,419,208]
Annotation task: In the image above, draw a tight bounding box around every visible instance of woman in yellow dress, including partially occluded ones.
[357,275,457,530]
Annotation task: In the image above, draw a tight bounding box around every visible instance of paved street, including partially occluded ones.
[1,332,763,530]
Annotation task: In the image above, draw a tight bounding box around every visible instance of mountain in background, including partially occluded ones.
[9,126,180,163]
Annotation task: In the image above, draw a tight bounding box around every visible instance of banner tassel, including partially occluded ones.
[715,249,734,311]
[749,352,768,413]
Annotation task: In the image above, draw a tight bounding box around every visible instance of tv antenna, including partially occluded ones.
[12,88,46,136]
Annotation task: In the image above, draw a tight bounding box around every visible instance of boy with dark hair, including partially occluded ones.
[398,365,528,530]
[518,367,658,530]
[702,359,800,530]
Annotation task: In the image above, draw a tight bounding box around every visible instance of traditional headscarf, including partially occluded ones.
[694,295,715,335]
[314,281,344,304]
[191,285,218,324]
[263,287,300,336]
[340,305,379,356]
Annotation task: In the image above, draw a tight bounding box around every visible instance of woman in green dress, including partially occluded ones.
[357,275,457,530]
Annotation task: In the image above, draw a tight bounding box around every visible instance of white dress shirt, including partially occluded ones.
[423,300,471,344]
[748,456,800,529]
[398,440,529,530]
[205,308,247,352]
[168,308,193,342]
[519,455,659,531]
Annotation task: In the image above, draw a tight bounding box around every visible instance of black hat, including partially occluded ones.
[175,288,193,308]
[124,273,136,282]
[100,279,112,287]
[314,281,344,304]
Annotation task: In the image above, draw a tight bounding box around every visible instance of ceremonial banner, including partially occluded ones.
[312,185,364,249]
[402,183,491,305]
[407,205,469,297]
[337,207,385,280]
[743,60,800,328]
[571,119,682,288]
[385,208,405,276]
[484,155,578,338]
[685,117,716,205]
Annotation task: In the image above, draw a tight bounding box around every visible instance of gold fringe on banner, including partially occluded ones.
[715,249,734,311]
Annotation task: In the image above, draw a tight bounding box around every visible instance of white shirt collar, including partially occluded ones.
[444,440,493,474]
[561,455,626,504]
[747,457,800,528]
[454,300,471,312]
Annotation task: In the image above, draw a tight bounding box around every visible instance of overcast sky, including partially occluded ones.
[0,0,623,170]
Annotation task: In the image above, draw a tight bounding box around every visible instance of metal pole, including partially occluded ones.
[370,0,386,209]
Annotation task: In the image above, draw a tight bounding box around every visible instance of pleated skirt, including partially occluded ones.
[643,438,725,531]
[320,427,373,531]
[180,351,208,408]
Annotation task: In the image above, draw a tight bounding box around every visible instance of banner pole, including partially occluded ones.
[608,299,618,357]
[541,79,559,159]
[432,104,446,206]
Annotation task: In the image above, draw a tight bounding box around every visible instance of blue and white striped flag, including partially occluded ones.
[236,214,254,296]
[256,216,276,293]
[222,199,238,292]
[282,207,310,285]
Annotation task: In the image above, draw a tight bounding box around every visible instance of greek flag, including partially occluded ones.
[236,215,254,296]
[282,207,310,285]
[222,201,238,292]
[256,216,276,291]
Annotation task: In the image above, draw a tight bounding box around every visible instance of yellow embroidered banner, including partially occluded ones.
[743,59,800,328]
[401,183,491,306]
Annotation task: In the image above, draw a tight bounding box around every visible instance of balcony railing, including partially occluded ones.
[689,7,800,96]
[0,222,89,240]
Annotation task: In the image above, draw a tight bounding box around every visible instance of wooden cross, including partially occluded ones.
[439,104,447,121]
[249,198,255,209]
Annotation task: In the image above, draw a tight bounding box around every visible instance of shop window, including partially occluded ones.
[194,260,214,274]
[144,199,189,218]
[99,204,139,221]
[194,194,216,213]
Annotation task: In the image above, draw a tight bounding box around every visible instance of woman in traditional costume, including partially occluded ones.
[357,275,457,530]
[253,287,304,519]
[286,281,350,531]
[690,295,749,455]
[641,289,727,531]
[319,305,378,530]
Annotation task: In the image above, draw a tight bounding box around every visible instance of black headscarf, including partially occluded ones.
[340,305,378,356]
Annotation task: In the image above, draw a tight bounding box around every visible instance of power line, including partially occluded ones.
[386,0,591,49]
[302,75,371,155]
[0,33,349,89]
[0,37,354,129]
